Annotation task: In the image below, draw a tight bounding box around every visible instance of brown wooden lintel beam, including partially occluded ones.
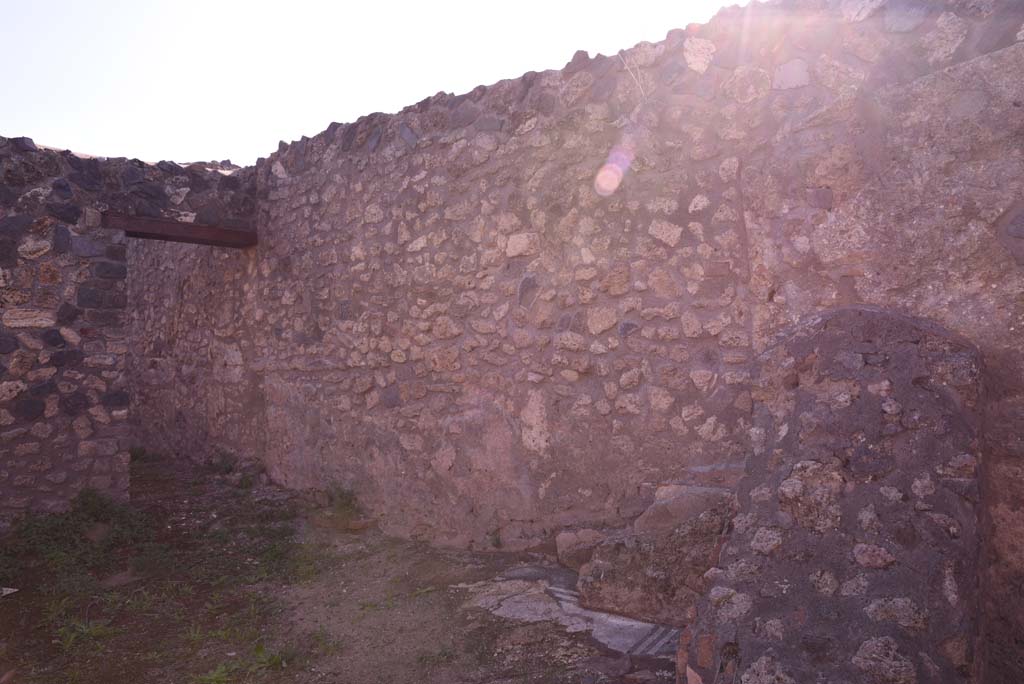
[102,212,257,248]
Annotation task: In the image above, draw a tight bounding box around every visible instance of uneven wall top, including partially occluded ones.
[119,0,1023,680]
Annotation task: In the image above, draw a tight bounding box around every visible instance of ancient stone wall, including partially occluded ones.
[118,0,1024,679]
[0,136,254,525]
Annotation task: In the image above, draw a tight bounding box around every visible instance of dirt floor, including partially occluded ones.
[0,454,676,684]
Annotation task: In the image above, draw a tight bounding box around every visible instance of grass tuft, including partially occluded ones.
[0,488,150,585]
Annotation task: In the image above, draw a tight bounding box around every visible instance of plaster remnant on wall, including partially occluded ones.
[520,389,550,454]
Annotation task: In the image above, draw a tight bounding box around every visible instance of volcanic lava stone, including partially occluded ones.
[51,178,73,199]
[13,398,45,421]
[1008,212,1024,239]
[49,349,83,367]
[71,236,106,257]
[84,310,124,326]
[53,225,71,253]
[380,384,401,409]
[157,160,183,174]
[11,137,37,152]
[67,156,103,191]
[134,200,163,218]
[0,238,17,267]
[56,303,81,325]
[92,261,127,280]
[0,214,32,237]
[121,164,146,186]
[0,333,17,354]
[60,392,89,416]
[196,205,223,225]
[101,390,130,408]
[77,287,127,309]
[105,245,127,261]
[47,202,82,223]
[131,181,166,203]
[29,380,56,397]
[186,169,210,192]
[41,329,66,348]
[618,321,640,337]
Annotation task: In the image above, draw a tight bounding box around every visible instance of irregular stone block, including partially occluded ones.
[92,261,128,279]
[555,528,606,570]
[632,485,732,536]
[70,236,107,258]
[683,38,716,74]
[2,308,56,328]
[586,306,617,335]
[722,66,770,103]
[648,219,683,247]
[578,505,731,627]
[77,287,127,309]
[506,232,540,257]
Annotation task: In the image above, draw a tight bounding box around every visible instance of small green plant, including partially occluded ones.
[249,643,291,672]
[185,623,205,644]
[1,489,151,585]
[57,619,119,652]
[41,595,73,628]
[123,587,158,612]
[196,662,237,684]
[206,627,233,641]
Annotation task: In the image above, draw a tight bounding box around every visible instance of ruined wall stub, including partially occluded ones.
[120,0,1024,679]
[681,308,984,684]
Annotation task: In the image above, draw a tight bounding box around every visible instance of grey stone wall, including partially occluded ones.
[681,308,984,684]
[0,138,132,521]
[118,0,1024,679]
[0,136,254,525]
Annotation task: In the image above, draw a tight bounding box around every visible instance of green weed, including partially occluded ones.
[196,662,238,684]
[57,619,119,652]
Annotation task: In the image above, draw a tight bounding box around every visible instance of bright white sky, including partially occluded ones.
[0,0,745,165]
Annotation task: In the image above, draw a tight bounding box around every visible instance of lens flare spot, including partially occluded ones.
[593,142,636,197]
[594,164,623,197]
